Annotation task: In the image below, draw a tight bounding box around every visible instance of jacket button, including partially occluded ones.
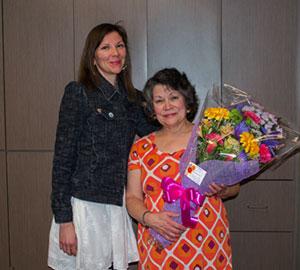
[108,112,114,118]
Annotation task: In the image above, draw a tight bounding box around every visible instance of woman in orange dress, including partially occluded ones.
[126,68,240,270]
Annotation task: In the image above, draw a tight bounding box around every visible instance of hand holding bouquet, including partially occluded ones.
[151,84,300,247]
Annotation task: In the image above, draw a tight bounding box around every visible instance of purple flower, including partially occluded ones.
[261,126,267,134]
[235,121,249,138]
[238,151,248,161]
[235,102,248,112]
[263,139,280,148]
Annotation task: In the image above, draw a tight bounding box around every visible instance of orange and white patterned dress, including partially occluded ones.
[128,133,232,270]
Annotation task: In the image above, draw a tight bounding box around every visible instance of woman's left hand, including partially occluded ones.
[206,183,227,197]
[144,211,186,243]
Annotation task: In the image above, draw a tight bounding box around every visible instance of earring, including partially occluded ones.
[122,64,127,70]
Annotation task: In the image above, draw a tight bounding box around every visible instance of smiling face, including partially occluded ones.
[93,31,126,84]
[152,84,188,128]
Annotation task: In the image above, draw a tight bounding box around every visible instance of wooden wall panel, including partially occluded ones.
[222,0,296,119]
[255,159,294,180]
[222,0,297,178]
[7,152,52,270]
[3,0,74,150]
[226,180,295,231]
[295,156,300,269]
[295,0,300,267]
[0,153,9,270]
[74,0,147,90]
[222,0,297,268]
[0,0,4,150]
[148,0,221,98]
[231,232,293,269]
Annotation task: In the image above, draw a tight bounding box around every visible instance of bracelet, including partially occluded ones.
[141,210,151,226]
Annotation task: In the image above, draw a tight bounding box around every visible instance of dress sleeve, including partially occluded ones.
[51,81,85,223]
[128,142,141,171]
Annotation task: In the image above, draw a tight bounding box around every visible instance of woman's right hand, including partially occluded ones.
[144,211,186,242]
[59,222,77,256]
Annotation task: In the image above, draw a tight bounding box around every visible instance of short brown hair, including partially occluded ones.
[143,68,199,122]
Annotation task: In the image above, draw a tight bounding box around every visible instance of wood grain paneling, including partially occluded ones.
[295,155,300,269]
[0,153,9,270]
[226,180,295,231]
[0,1,4,150]
[222,0,296,119]
[295,1,300,267]
[4,0,74,150]
[7,152,52,270]
[148,0,221,99]
[231,232,293,269]
[255,158,295,180]
[74,0,147,90]
[222,0,297,179]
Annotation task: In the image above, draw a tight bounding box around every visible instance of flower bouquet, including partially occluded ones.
[150,84,300,247]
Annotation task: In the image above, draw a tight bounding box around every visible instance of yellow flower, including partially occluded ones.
[240,132,259,157]
[204,108,229,121]
[202,118,212,128]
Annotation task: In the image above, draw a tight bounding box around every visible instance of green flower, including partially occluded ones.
[229,109,243,125]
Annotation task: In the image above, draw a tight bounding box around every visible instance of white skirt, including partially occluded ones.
[48,197,139,270]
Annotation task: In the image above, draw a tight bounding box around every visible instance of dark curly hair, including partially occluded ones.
[143,68,199,122]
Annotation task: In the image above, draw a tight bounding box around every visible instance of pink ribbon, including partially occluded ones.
[161,177,205,228]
